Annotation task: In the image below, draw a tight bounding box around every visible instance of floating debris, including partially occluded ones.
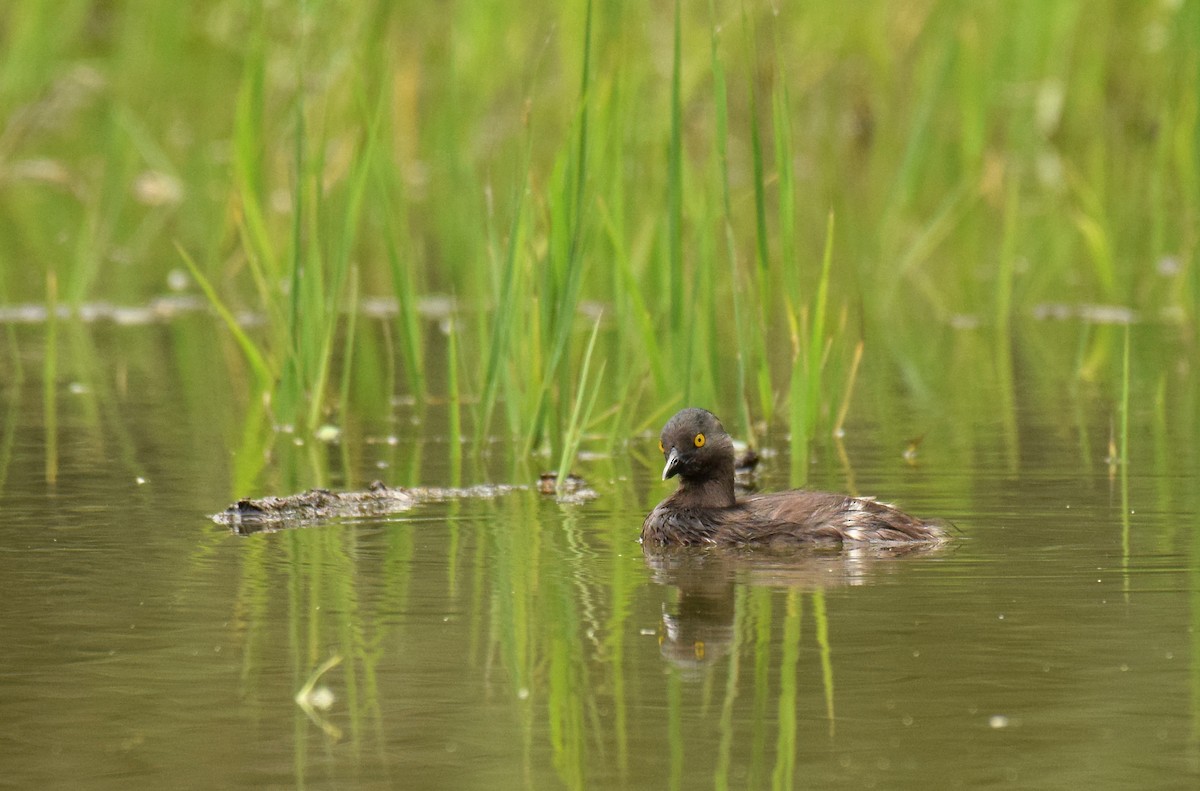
[537,472,600,503]
[903,435,925,465]
[214,480,522,534]
[314,424,341,443]
[1030,302,1137,325]
[133,170,184,206]
[0,296,207,325]
[296,655,343,741]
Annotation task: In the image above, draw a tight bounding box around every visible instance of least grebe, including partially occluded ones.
[642,408,947,547]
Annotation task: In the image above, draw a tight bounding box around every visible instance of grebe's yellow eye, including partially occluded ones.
[658,439,665,453]
[693,433,705,448]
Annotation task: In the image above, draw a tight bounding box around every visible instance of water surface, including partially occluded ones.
[2,318,1198,790]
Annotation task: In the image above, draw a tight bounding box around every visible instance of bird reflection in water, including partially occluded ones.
[643,542,944,674]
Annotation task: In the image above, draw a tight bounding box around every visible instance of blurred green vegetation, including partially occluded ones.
[1,0,1197,472]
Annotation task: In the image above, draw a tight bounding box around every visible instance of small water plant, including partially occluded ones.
[0,1,1194,484]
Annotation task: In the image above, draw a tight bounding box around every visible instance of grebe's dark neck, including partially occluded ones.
[671,469,736,509]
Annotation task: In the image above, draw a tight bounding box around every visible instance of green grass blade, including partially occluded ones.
[175,242,274,388]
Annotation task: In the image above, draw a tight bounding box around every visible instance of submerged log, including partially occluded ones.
[213,480,521,535]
